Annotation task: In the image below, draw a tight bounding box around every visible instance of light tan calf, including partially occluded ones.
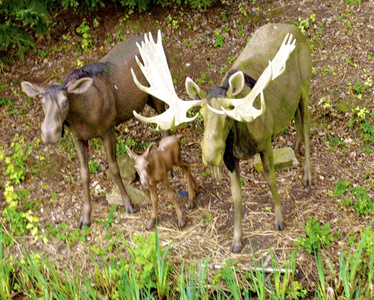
[126,136,197,230]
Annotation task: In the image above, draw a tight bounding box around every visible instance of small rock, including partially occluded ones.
[106,182,150,206]
[253,147,300,174]
[106,153,136,183]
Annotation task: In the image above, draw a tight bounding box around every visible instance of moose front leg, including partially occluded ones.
[179,161,197,209]
[230,160,243,253]
[73,138,92,228]
[101,130,134,214]
[147,185,159,230]
[260,142,285,230]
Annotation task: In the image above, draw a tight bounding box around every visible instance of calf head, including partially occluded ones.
[126,143,155,188]
[21,78,93,144]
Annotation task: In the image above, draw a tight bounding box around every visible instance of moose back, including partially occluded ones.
[21,35,166,228]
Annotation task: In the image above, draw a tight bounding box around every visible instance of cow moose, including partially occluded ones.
[126,135,197,230]
[130,24,312,253]
[21,35,166,228]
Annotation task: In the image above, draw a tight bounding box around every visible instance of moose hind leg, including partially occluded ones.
[300,84,312,187]
[260,142,285,231]
[162,177,185,228]
[293,107,303,155]
[101,130,134,213]
[73,138,92,228]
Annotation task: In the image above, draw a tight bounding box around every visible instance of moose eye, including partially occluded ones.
[61,98,68,107]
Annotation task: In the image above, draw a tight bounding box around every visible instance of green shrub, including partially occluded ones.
[332,180,374,216]
[1,0,222,59]
[295,217,335,253]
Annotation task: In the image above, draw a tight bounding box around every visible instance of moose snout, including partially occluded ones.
[41,122,62,144]
[201,139,225,167]
[139,175,149,188]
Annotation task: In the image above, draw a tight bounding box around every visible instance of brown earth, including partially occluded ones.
[1,0,374,296]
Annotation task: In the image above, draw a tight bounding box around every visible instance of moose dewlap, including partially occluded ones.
[131,24,312,253]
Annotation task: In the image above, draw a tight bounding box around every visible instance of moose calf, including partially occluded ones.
[126,136,197,230]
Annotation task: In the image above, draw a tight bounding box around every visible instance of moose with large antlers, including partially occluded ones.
[132,24,312,253]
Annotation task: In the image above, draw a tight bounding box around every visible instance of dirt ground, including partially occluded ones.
[1,0,374,295]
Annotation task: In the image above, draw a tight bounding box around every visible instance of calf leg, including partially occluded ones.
[230,159,243,253]
[162,177,186,228]
[73,137,91,228]
[178,160,197,209]
[101,129,134,214]
[260,141,285,231]
[147,185,159,230]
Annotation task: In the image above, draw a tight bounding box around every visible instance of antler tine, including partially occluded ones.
[131,30,202,131]
[214,33,296,123]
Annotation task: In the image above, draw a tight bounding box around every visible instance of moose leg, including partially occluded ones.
[162,177,186,228]
[178,160,197,209]
[73,138,92,228]
[147,185,159,230]
[260,141,285,231]
[230,159,243,253]
[101,130,134,214]
[293,107,303,155]
[300,85,312,187]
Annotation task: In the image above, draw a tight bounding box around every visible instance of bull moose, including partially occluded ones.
[21,35,166,228]
[131,24,312,253]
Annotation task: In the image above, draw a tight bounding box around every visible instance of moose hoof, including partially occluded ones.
[274,220,285,231]
[231,241,243,253]
[78,220,91,229]
[125,204,135,214]
[146,219,156,231]
[303,175,312,187]
[178,218,186,228]
[187,199,194,209]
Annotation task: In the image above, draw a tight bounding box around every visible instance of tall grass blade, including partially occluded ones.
[221,266,241,300]
[155,225,172,299]
[0,232,12,299]
[364,246,374,297]
[315,249,326,299]
[248,243,267,300]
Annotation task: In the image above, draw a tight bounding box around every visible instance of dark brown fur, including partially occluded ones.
[21,35,167,228]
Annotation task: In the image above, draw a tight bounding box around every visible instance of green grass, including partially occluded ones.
[1,224,373,299]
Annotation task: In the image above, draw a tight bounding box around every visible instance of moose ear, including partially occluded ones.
[186,77,206,100]
[144,143,156,158]
[67,77,93,94]
[125,146,137,161]
[227,71,245,98]
[21,81,44,97]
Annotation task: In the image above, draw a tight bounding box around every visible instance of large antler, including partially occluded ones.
[209,33,296,122]
[131,30,203,131]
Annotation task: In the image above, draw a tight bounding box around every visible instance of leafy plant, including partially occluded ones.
[332,180,374,216]
[89,160,101,173]
[295,217,335,253]
[1,135,33,184]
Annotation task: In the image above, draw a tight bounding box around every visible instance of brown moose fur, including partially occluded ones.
[126,135,197,230]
